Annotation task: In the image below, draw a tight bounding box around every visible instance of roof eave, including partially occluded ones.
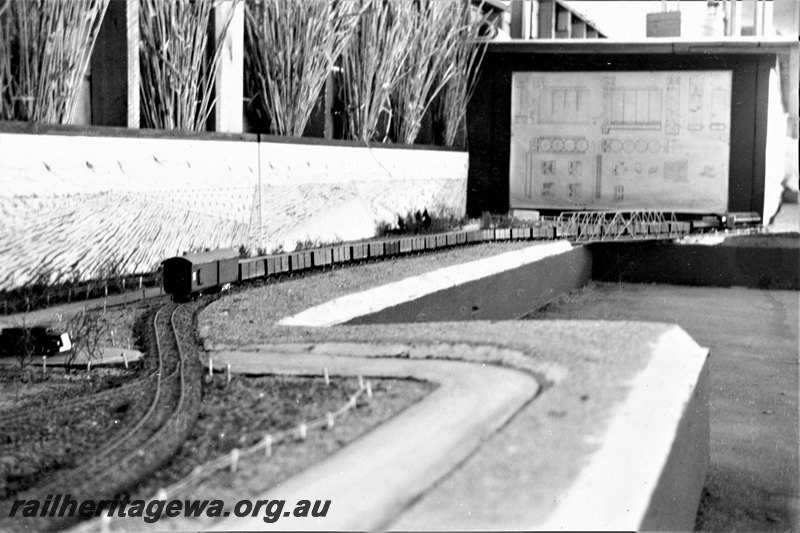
[483,37,800,56]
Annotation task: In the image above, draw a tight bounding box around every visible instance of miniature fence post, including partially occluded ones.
[122,352,128,369]
[87,360,92,374]
[226,363,232,385]
[323,367,330,386]
[103,300,107,314]
[263,434,273,457]
[139,276,143,289]
[208,357,213,379]
[326,412,334,429]
[99,513,111,533]
[297,423,307,440]
[42,356,47,375]
[358,375,364,390]
[230,448,240,472]
[366,381,372,399]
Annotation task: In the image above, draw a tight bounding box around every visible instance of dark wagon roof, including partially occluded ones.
[163,249,238,266]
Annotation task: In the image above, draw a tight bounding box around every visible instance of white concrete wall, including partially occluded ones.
[0,132,467,290]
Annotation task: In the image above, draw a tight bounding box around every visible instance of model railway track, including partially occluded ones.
[0,302,202,531]
[0,373,159,436]
[0,305,171,444]
[166,211,699,301]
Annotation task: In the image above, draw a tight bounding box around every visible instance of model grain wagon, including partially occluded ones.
[162,249,239,300]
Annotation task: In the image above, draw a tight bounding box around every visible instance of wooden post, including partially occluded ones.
[90,0,140,127]
[537,0,555,39]
[213,0,244,133]
[741,0,757,35]
[324,74,335,139]
[510,0,524,38]
[99,513,111,533]
[230,448,240,472]
[263,434,272,457]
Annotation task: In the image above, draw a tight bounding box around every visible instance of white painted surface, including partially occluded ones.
[278,241,574,327]
[0,132,466,290]
[214,0,244,134]
[536,326,709,531]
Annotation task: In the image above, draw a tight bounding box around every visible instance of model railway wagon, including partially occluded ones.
[162,249,239,301]
[161,211,759,300]
[162,227,527,300]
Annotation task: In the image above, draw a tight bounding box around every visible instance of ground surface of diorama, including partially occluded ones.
[3,235,780,530]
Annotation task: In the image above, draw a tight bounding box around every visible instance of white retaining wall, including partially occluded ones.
[0,131,467,290]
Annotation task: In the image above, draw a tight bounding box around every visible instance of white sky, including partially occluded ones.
[567,0,776,39]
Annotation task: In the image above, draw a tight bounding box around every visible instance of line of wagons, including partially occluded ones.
[162,217,704,301]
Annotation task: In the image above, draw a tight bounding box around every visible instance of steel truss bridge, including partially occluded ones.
[549,210,691,243]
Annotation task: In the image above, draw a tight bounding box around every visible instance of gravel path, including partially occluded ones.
[201,242,543,345]
[208,350,539,531]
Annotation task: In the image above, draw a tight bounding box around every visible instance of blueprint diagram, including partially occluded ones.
[510,71,732,213]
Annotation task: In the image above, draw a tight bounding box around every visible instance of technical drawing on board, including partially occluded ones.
[509,70,732,213]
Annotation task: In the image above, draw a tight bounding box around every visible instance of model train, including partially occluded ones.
[161,211,761,301]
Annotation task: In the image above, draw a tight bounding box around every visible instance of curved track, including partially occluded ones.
[0,303,169,436]
[0,301,202,531]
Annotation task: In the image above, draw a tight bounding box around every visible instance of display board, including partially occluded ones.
[509,71,732,213]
